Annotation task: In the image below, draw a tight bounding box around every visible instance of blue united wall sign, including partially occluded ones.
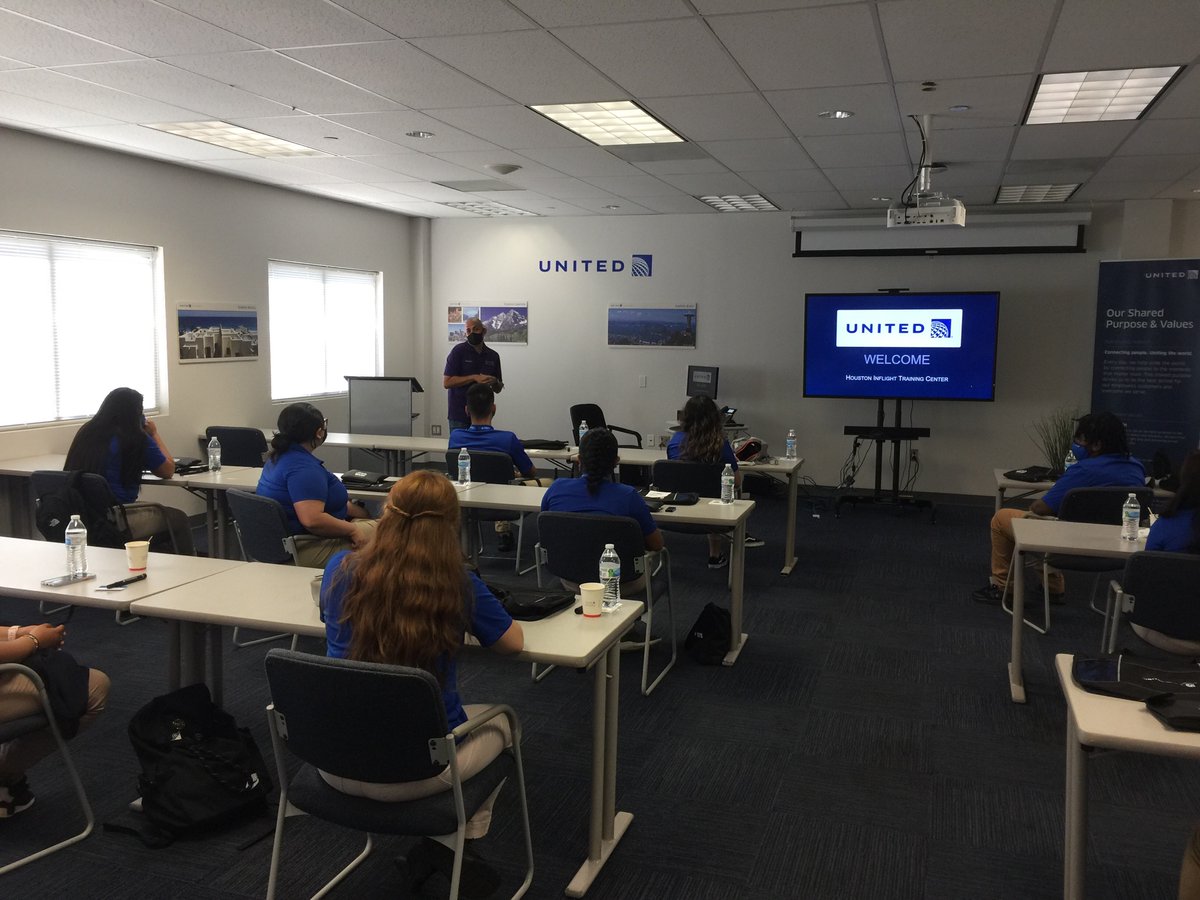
[537,253,653,276]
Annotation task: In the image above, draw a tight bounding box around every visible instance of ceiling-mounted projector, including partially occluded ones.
[886,114,966,227]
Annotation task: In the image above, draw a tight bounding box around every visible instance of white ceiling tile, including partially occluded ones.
[925,160,1007,189]
[802,132,911,169]
[1117,120,1200,157]
[277,156,414,182]
[568,196,656,214]
[0,68,204,122]
[157,0,392,48]
[1157,171,1200,199]
[1075,180,1175,202]
[511,0,691,28]
[0,89,121,128]
[425,105,589,150]
[1011,122,1137,159]
[369,181,485,202]
[905,126,1017,163]
[643,93,789,142]
[333,0,533,37]
[228,115,406,156]
[632,193,714,214]
[162,50,402,115]
[384,198,477,216]
[501,175,616,200]
[579,173,685,197]
[893,75,1033,125]
[652,170,754,195]
[879,0,1056,81]
[284,41,511,110]
[822,165,915,193]
[0,0,256,56]
[707,5,886,91]
[765,84,901,137]
[58,123,253,160]
[425,149,562,179]
[348,152,490,182]
[1093,154,1200,182]
[740,169,834,193]
[699,138,814,171]
[1044,0,1200,72]
[553,19,751,98]
[0,10,137,66]
[56,60,293,119]
[195,157,350,185]
[326,111,501,152]
[302,182,419,203]
[409,30,622,105]
[697,0,857,9]
[0,56,29,71]
[514,146,639,178]
[632,156,728,176]
[771,190,849,211]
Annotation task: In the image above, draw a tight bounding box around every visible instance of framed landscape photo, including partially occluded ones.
[178,304,259,362]
[449,303,528,344]
[607,305,696,348]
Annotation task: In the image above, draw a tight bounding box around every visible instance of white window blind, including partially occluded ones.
[0,231,160,428]
[268,261,381,401]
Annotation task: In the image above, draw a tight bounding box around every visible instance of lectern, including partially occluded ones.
[345,376,423,472]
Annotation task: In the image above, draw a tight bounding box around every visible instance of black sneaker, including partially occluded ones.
[971,583,1006,605]
[411,837,502,900]
[496,531,515,552]
[743,534,765,548]
[708,554,729,570]
[0,777,35,818]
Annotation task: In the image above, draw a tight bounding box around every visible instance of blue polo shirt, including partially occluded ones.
[1147,509,1198,552]
[449,425,533,476]
[257,446,349,535]
[106,433,167,503]
[321,553,512,730]
[444,341,502,420]
[1041,453,1146,515]
[541,476,658,537]
[666,431,738,471]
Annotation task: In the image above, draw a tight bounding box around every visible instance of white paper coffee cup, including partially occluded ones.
[580,582,604,617]
[125,541,150,571]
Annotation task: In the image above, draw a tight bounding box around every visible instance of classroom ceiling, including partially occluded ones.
[0,0,1198,219]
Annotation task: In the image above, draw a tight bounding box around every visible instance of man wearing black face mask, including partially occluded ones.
[443,316,503,432]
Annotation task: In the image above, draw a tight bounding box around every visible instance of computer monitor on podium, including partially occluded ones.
[686,365,718,399]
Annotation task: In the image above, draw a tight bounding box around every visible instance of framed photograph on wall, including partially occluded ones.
[177,304,259,362]
[448,303,528,344]
[607,305,696,348]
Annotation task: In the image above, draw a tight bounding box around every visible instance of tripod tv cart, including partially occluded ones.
[835,398,933,520]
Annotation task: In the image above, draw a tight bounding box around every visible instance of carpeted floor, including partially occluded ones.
[2,482,1194,899]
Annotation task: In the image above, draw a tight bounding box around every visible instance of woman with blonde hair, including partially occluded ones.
[319,469,522,894]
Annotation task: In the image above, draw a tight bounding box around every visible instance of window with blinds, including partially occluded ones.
[0,231,161,428]
[267,261,381,401]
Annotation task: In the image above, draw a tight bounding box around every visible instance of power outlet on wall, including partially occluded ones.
[909,448,919,462]
[431,425,442,436]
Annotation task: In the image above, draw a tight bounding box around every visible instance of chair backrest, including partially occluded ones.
[569,404,608,445]
[226,489,297,564]
[264,648,449,784]
[1058,485,1155,525]
[537,511,648,584]
[205,426,269,468]
[31,469,128,547]
[1122,551,1200,640]
[651,459,724,498]
[443,449,517,485]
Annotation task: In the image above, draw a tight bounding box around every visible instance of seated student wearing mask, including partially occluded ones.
[256,403,375,568]
[449,383,539,553]
[973,411,1146,605]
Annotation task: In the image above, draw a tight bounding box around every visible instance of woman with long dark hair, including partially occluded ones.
[320,470,521,890]
[667,395,763,567]
[256,403,375,568]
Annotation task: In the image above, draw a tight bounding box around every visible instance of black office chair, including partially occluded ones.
[1105,551,1200,654]
[0,663,94,875]
[204,426,269,467]
[535,512,676,695]
[649,459,734,563]
[569,404,641,449]
[1005,485,1156,634]
[262,649,533,900]
[444,450,531,574]
[225,490,300,649]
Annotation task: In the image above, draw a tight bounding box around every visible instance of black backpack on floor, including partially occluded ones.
[685,603,732,665]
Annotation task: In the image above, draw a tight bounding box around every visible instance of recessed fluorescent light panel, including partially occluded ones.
[996,184,1080,203]
[1025,67,1181,124]
[698,194,779,212]
[441,200,538,217]
[529,101,683,146]
[143,121,328,158]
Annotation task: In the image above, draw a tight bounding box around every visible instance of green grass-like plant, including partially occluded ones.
[1029,406,1081,471]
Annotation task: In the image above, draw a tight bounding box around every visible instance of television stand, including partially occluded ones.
[834,399,935,522]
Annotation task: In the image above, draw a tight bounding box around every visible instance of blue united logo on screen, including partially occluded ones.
[930,318,952,339]
[631,254,653,277]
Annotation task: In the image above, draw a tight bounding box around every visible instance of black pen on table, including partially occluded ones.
[100,573,148,589]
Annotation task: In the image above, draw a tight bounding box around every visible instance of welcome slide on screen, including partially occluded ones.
[803,293,1000,400]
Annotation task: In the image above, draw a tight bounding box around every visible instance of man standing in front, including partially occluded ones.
[443,316,502,433]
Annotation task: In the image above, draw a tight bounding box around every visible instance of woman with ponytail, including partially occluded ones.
[541,428,663,551]
[319,470,522,887]
[256,402,375,567]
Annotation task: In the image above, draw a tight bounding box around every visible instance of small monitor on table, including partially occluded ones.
[686,365,718,399]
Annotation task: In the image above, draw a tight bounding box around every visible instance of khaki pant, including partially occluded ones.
[989,507,1065,593]
[293,519,378,569]
[0,666,110,780]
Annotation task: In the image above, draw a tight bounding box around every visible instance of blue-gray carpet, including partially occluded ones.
[2,484,1193,899]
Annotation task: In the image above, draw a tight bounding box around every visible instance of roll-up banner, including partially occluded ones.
[1092,259,1200,468]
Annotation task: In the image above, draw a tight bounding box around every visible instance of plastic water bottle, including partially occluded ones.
[457,447,471,484]
[1121,492,1140,542]
[599,543,621,602]
[720,464,735,504]
[1063,448,1077,470]
[785,428,797,460]
[577,419,589,447]
[207,435,222,471]
[65,514,87,577]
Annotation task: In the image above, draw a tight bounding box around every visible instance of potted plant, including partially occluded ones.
[1029,406,1080,473]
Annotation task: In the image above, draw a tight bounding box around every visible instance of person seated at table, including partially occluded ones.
[1147,449,1200,554]
[320,470,522,895]
[64,386,193,553]
[449,383,540,552]
[667,394,763,568]
[973,411,1147,604]
[257,403,376,568]
[1,621,109,817]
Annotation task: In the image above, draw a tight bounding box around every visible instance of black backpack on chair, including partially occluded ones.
[33,470,128,548]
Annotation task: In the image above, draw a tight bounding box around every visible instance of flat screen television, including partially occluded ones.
[803,291,1000,401]
[686,365,719,399]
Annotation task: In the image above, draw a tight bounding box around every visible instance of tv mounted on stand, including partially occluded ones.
[802,291,1001,517]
